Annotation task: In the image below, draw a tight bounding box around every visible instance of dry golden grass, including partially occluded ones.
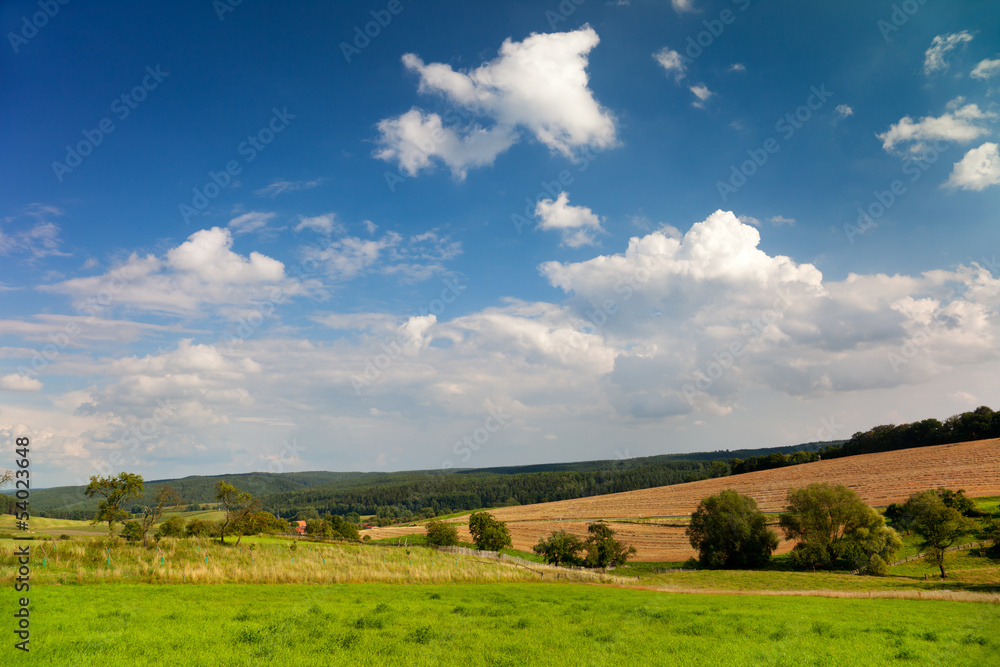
[363,438,1000,561]
[0,536,632,586]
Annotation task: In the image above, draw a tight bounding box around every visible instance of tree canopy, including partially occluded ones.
[425,519,460,547]
[779,483,901,573]
[583,522,637,568]
[85,472,145,535]
[533,530,585,566]
[467,512,512,552]
[687,489,779,569]
[903,490,975,579]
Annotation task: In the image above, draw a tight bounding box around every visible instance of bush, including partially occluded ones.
[156,515,186,539]
[121,520,142,542]
[185,518,216,537]
[425,520,460,547]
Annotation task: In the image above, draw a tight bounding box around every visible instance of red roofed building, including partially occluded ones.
[294,520,307,535]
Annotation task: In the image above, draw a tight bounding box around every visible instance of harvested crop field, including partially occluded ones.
[363,439,1000,561]
[489,438,1000,522]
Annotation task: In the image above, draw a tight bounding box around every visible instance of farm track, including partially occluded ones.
[363,438,1000,561]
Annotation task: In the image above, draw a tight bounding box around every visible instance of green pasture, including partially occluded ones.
[16,583,1000,666]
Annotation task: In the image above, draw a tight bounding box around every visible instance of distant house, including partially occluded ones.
[294,520,307,535]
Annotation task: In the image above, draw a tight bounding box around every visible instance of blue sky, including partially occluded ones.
[2,0,999,486]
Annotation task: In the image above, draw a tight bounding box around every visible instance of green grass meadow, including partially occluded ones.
[15,583,999,666]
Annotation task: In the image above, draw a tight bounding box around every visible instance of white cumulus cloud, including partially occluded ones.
[376,27,617,177]
[877,98,996,155]
[945,142,1000,191]
[535,192,605,248]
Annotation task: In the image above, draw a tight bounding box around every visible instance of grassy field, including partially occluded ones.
[0,536,626,586]
[17,583,1000,666]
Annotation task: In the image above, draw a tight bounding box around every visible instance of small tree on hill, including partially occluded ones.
[779,483,901,572]
[584,522,637,568]
[425,519,460,547]
[215,481,261,546]
[687,489,779,569]
[903,490,975,579]
[85,473,145,536]
[138,484,182,546]
[533,530,585,566]
[467,512,512,551]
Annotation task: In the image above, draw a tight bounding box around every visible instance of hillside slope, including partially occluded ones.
[364,438,1000,561]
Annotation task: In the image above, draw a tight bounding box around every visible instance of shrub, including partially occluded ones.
[121,520,142,542]
[425,520,460,547]
[156,515,186,539]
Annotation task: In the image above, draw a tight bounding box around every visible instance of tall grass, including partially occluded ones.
[0,537,632,586]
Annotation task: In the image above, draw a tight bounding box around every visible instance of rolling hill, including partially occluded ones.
[363,437,1000,561]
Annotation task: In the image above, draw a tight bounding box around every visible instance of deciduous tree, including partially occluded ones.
[584,522,637,568]
[904,490,975,579]
[139,484,182,546]
[215,481,261,546]
[467,512,512,551]
[85,473,145,536]
[687,490,778,569]
[779,483,901,573]
[533,530,585,566]
[425,519,460,547]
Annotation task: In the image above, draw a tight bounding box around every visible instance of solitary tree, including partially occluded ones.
[584,522,637,568]
[467,512,512,551]
[85,473,145,536]
[138,484,182,546]
[687,489,779,569]
[533,530,585,566]
[904,490,974,579]
[779,483,901,572]
[215,481,261,546]
[425,519,460,547]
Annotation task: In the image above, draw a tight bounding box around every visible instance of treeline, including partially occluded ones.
[820,406,1000,460]
[263,461,719,519]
